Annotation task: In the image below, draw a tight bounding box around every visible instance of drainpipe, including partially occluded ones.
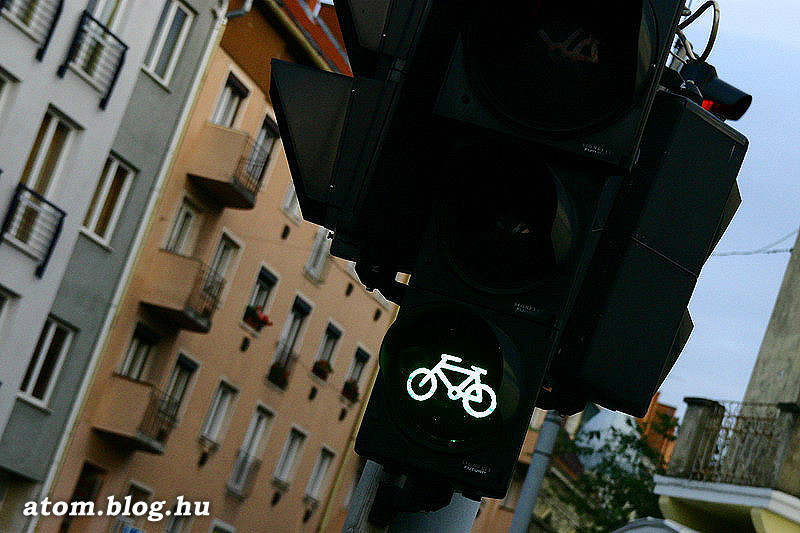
[226,0,252,18]
[27,4,231,533]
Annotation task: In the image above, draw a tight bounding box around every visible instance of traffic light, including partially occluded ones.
[681,59,752,120]
[270,0,748,500]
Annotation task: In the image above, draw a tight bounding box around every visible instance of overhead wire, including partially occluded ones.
[712,228,799,257]
[673,0,720,63]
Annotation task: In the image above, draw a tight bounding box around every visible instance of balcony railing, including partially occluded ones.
[57,10,127,109]
[1,183,65,278]
[187,123,270,209]
[267,342,298,389]
[228,449,262,498]
[666,398,800,497]
[93,375,179,454]
[140,250,225,333]
[0,0,63,59]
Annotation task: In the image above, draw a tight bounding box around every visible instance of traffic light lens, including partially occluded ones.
[438,145,573,292]
[464,1,653,134]
[380,304,518,450]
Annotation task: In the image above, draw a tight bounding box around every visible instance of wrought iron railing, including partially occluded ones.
[57,10,128,109]
[683,401,784,487]
[1,183,65,278]
[228,449,262,498]
[268,342,298,389]
[192,264,225,318]
[138,388,179,444]
[0,0,63,59]
[234,137,272,197]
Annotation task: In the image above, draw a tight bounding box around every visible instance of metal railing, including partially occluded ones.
[233,137,272,197]
[57,10,128,109]
[228,450,262,498]
[191,264,225,318]
[1,183,65,278]
[0,0,63,59]
[684,400,784,487]
[138,389,179,444]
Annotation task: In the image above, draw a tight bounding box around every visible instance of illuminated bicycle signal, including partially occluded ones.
[407,354,498,419]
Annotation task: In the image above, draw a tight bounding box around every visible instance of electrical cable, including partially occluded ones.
[712,228,799,257]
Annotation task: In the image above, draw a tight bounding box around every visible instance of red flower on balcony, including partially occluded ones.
[243,305,273,331]
[342,379,360,402]
[312,359,333,380]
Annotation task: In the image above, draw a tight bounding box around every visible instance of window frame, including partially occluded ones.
[20,108,75,199]
[315,322,342,364]
[165,197,200,255]
[304,226,331,281]
[200,381,237,443]
[163,353,198,419]
[347,347,370,384]
[19,316,73,406]
[273,427,307,484]
[210,73,249,128]
[142,0,193,85]
[305,447,336,500]
[274,296,312,366]
[82,153,134,244]
[282,182,302,222]
[118,323,159,381]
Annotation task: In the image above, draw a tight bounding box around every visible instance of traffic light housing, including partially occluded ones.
[681,59,752,120]
[271,0,748,499]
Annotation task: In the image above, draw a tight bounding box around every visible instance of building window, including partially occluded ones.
[229,406,273,494]
[282,183,302,221]
[243,268,277,330]
[165,198,199,255]
[210,73,248,128]
[143,0,192,84]
[91,0,127,28]
[342,348,370,403]
[164,506,190,533]
[83,155,133,242]
[20,109,73,197]
[19,317,72,404]
[274,297,311,366]
[210,521,235,533]
[274,428,306,484]
[209,234,239,282]
[111,484,150,531]
[118,323,159,381]
[244,116,278,184]
[162,354,197,419]
[305,227,331,281]
[201,382,236,444]
[60,462,105,532]
[305,448,335,500]
[316,323,341,363]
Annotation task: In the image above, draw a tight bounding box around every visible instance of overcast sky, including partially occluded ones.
[657,0,800,416]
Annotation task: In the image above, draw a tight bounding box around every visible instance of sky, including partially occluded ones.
[657,0,800,416]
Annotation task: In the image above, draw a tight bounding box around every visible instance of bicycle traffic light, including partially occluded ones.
[271,0,747,499]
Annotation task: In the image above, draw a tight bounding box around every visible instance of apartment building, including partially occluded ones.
[40,1,396,532]
[0,0,196,528]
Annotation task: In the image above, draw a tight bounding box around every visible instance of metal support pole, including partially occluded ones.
[509,410,562,533]
[342,460,389,533]
[388,494,480,533]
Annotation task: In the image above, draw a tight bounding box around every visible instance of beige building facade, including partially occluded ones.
[40,3,393,532]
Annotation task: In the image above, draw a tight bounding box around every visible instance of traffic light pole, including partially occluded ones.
[508,411,562,533]
[342,461,480,533]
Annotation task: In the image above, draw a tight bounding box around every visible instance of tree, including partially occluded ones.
[556,414,677,533]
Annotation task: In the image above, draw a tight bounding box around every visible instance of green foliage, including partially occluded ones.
[556,414,677,533]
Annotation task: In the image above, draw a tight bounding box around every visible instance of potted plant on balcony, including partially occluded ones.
[311,359,333,380]
[342,379,360,403]
[268,362,290,389]
[243,305,272,331]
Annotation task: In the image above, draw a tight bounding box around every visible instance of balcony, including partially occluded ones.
[92,375,178,454]
[227,449,262,499]
[663,398,800,497]
[1,183,65,278]
[57,10,127,110]
[187,122,270,209]
[0,0,63,59]
[140,249,224,333]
